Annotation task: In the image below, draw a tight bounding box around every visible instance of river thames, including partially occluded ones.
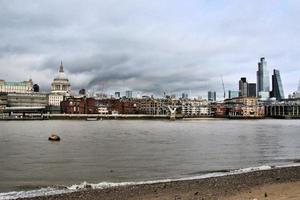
[0,119,299,194]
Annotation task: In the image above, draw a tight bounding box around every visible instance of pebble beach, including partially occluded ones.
[18,165,300,200]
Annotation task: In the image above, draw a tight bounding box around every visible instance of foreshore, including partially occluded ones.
[20,165,300,200]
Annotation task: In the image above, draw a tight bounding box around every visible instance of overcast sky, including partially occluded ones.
[0,0,300,98]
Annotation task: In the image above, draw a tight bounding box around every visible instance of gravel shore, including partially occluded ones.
[20,166,300,200]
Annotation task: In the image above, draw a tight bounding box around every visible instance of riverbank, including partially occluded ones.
[19,165,300,200]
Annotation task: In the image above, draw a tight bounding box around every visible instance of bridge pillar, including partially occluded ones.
[270,106,273,116]
[167,106,177,120]
[292,106,295,116]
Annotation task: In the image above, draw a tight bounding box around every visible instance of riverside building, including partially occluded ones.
[0,79,33,93]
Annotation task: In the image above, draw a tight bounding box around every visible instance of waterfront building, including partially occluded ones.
[248,83,256,97]
[239,77,248,97]
[125,90,133,98]
[271,69,285,101]
[0,92,48,118]
[61,97,96,114]
[225,97,265,118]
[257,57,270,98]
[210,102,226,118]
[95,99,123,114]
[228,90,239,99]
[49,62,71,106]
[181,99,210,116]
[0,79,33,93]
[208,91,216,102]
[6,93,48,107]
[265,98,300,118]
[0,93,8,112]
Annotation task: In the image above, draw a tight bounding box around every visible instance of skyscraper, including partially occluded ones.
[208,91,216,101]
[115,92,121,98]
[181,93,188,99]
[239,77,248,97]
[257,57,270,97]
[125,90,133,98]
[247,83,256,97]
[272,69,284,101]
[228,90,239,99]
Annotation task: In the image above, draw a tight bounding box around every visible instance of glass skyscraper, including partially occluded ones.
[125,90,133,98]
[228,90,239,99]
[239,77,248,97]
[257,57,270,97]
[208,91,216,101]
[272,69,284,101]
[247,83,256,97]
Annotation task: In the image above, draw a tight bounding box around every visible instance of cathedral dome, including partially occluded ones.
[51,61,71,94]
[54,62,69,80]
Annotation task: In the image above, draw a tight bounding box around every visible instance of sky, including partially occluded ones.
[0,0,300,99]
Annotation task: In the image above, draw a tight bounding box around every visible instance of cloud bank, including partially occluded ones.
[0,0,300,98]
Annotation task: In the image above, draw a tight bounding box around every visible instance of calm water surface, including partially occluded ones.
[0,119,299,192]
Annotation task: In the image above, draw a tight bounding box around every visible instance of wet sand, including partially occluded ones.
[20,166,300,200]
[222,181,300,200]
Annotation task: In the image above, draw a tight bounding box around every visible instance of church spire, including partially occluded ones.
[59,61,64,73]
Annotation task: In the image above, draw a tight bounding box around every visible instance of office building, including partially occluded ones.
[33,84,40,92]
[79,89,86,95]
[272,69,285,101]
[239,77,248,97]
[208,91,216,102]
[248,83,256,97]
[182,93,188,99]
[115,92,121,98]
[5,93,48,108]
[228,90,239,99]
[125,90,133,98]
[0,93,8,112]
[0,79,33,93]
[257,57,270,97]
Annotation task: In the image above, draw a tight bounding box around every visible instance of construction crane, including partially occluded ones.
[221,75,226,99]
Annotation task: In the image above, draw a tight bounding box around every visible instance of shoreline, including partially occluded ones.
[17,165,300,200]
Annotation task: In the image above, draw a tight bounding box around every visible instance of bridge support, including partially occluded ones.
[167,106,177,120]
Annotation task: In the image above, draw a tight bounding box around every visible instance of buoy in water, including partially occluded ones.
[48,134,60,141]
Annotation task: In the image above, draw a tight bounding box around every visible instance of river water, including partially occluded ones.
[0,119,299,195]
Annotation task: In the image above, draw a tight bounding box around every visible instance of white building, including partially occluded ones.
[181,100,210,116]
[48,94,64,106]
[48,62,71,106]
[0,79,33,93]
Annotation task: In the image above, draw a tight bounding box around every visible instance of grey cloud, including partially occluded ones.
[0,0,300,98]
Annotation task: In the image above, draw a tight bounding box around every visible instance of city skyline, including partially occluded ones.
[0,1,300,98]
